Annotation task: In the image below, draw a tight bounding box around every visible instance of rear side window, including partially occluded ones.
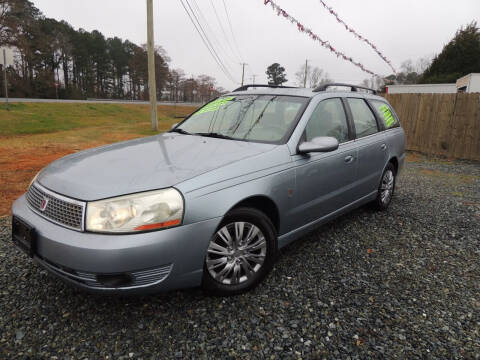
[370,100,399,129]
[305,98,349,143]
[347,98,378,138]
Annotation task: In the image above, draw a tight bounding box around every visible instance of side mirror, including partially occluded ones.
[298,136,339,154]
[171,123,178,129]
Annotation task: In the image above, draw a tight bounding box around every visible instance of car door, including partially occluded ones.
[345,97,388,198]
[291,97,358,227]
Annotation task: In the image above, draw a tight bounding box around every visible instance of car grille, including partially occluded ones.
[26,183,85,231]
[38,257,173,289]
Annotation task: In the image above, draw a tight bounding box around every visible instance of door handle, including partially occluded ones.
[380,143,387,150]
[344,155,354,163]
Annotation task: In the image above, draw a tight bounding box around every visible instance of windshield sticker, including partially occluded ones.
[196,97,235,114]
[379,104,395,127]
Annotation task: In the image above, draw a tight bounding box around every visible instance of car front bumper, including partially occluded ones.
[12,195,222,295]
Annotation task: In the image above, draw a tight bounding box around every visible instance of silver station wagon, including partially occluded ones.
[12,83,405,295]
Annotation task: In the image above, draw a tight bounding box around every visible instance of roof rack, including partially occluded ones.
[233,84,297,92]
[313,83,377,95]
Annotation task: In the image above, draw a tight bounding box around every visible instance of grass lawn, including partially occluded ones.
[0,102,198,216]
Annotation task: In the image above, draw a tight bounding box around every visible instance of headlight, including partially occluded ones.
[86,188,184,233]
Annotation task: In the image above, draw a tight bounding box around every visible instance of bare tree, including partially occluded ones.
[0,0,11,46]
[309,67,323,88]
[295,64,332,88]
[374,77,385,90]
[311,67,332,87]
[400,59,415,74]
[360,79,370,88]
[197,74,216,102]
[169,68,185,102]
[316,69,332,87]
[155,45,171,63]
[294,63,311,87]
[416,55,433,74]
[360,77,384,91]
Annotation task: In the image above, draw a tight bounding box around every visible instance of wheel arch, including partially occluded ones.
[225,195,280,234]
[375,156,399,190]
[389,156,399,174]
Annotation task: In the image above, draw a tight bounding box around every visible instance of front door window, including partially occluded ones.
[305,98,349,143]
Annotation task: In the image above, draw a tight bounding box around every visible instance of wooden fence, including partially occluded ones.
[384,93,480,161]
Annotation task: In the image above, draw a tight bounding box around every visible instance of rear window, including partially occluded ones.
[370,100,399,129]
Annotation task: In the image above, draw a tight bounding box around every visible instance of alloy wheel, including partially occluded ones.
[380,169,395,204]
[206,222,267,285]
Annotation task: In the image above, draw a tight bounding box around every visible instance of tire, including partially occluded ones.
[372,162,396,211]
[202,207,277,296]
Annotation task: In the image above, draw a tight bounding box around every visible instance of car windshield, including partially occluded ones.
[175,95,308,143]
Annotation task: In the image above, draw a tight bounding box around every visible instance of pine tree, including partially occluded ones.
[420,22,480,83]
[266,63,288,85]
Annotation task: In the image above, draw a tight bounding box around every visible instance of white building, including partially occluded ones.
[456,73,480,93]
[386,83,457,94]
[386,73,480,94]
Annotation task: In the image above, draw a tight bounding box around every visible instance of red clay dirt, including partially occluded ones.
[0,134,142,216]
[0,144,74,216]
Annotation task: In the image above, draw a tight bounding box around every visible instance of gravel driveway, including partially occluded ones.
[1,156,479,359]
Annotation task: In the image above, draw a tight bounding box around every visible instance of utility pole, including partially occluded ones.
[251,74,257,85]
[303,59,308,88]
[3,49,8,111]
[241,63,247,86]
[55,71,59,100]
[146,0,158,131]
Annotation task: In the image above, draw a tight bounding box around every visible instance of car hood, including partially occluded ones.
[37,133,277,201]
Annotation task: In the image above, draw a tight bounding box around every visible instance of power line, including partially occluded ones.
[179,0,237,84]
[208,0,242,64]
[190,0,238,67]
[184,0,237,83]
[222,0,244,62]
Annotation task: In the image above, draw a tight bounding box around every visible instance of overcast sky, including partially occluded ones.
[32,0,479,90]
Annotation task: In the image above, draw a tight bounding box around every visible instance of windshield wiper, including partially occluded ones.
[170,128,191,135]
[194,132,234,140]
[243,96,277,139]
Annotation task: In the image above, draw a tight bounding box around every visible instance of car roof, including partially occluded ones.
[225,87,317,98]
[225,84,387,102]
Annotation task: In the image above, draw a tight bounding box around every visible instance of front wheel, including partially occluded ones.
[372,163,396,211]
[202,207,277,295]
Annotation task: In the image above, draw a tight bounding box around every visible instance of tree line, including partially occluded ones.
[0,0,225,101]
[2,1,477,99]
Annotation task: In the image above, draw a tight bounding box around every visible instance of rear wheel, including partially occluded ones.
[372,163,396,211]
[202,208,277,295]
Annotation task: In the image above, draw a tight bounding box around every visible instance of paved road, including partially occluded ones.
[0,98,201,106]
